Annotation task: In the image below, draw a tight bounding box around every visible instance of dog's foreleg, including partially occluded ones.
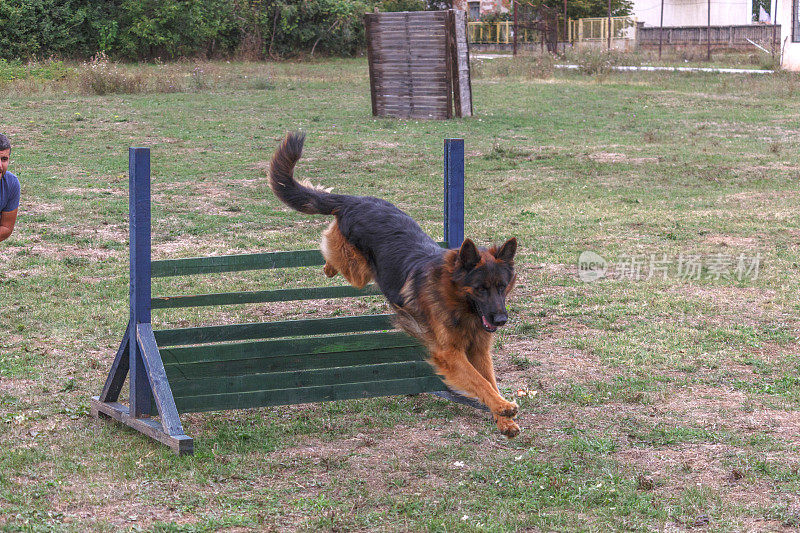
[467,347,520,438]
[467,348,499,392]
[430,349,518,420]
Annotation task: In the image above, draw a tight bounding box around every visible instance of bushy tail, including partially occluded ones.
[269,132,341,215]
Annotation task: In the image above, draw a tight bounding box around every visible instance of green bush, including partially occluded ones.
[0,0,374,61]
[570,48,631,77]
[0,0,102,60]
[240,0,372,59]
[380,0,426,10]
[107,0,241,60]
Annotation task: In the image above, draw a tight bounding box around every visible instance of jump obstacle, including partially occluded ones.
[91,139,485,455]
[364,10,473,119]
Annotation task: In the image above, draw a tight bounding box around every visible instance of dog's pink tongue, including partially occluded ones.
[482,316,497,331]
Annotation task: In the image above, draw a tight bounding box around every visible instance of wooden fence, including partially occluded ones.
[639,24,780,47]
[364,10,472,120]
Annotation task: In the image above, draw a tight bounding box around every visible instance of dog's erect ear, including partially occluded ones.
[494,237,517,263]
[458,239,481,271]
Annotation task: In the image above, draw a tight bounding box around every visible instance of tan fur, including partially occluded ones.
[321,220,373,288]
[393,248,519,437]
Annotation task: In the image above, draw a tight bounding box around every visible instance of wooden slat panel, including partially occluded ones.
[174,376,447,413]
[374,88,450,96]
[166,346,427,380]
[161,331,418,365]
[154,314,395,346]
[165,345,428,380]
[152,284,382,309]
[170,360,436,398]
[151,249,324,278]
[368,12,448,21]
[371,31,446,38]
[366,10,448,17]
[365,10,451,120]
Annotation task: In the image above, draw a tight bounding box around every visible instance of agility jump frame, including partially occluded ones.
[91,139,480,455]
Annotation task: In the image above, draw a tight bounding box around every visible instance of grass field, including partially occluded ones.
[2,56,800,531]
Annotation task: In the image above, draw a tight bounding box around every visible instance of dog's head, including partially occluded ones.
[454,238,517,333]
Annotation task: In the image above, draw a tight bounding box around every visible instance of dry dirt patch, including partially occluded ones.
[22,203,64,216]
[27,243,117,262]
[724,190,800,204]
[0,377,36,397]
[588,152,659,164]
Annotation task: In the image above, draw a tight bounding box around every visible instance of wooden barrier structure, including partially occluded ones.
[364,10,472,120]
[91,139,483,455]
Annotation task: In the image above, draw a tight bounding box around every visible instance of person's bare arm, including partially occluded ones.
[0,209,17,242]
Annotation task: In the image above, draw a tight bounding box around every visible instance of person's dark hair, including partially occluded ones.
[0,134,10,151]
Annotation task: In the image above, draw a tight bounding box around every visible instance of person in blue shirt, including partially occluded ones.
[0,134,20,243]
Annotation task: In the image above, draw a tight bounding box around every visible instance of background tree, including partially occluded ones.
[527,0,632,19]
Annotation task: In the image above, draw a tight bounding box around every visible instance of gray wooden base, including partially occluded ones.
[91,397,193,455]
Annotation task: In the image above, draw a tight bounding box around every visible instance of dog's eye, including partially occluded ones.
[497,284,506,293]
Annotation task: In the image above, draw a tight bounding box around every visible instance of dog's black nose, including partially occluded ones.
[492,314,507,327]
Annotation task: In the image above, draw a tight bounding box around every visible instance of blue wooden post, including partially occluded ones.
[443,139,465,248]
[436,139,488,411]
[129,147,153,418]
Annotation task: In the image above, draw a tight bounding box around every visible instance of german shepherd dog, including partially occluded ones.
[269,133,520,438]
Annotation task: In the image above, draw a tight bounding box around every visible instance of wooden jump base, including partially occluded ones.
[91,139,485,455]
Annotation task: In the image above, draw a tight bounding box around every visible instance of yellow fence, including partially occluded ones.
[468,21,538,44]
[569,16,638,46]
[468,18,636,46]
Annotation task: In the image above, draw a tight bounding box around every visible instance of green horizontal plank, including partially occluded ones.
[152,243,449,279]
[170,360,436,398]
[154,314,395,347]
[174,376,447,413]
[161,331,419,365]
[165,345,429,380]
[151,284,383,309]
[151,249,325,278]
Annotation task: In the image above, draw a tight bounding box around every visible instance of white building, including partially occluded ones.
[631,0,756,27]
[778,0,800,70]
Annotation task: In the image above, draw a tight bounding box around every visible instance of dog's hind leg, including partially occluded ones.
[321,220,373,289]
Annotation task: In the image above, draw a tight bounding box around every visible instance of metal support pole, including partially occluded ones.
[659,0,664,60]
[513,1,518,56]
[707,0,711,61]
[608,0,612,50]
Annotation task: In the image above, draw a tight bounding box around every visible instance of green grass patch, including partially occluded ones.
[2,57,800,531]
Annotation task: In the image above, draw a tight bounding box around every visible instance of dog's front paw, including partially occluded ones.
[496,400,518,419]
[496,416,520,438]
